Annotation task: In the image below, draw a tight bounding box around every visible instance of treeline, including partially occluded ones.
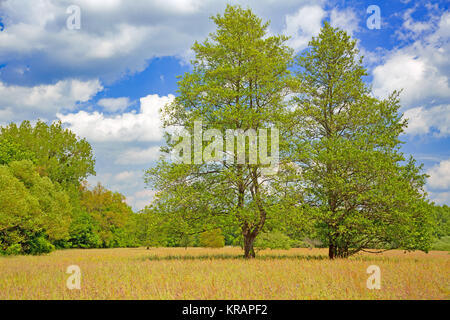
[135,204,450,251]
[0,120,448,255]
[0,121,139,255]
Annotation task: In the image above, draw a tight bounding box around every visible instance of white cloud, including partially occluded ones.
[282,5,361,53]
[97,97,131,113]
[282,5,326,52]
[372,52,450,107]
[0,0,214,85]
[125,189,156,210]
[402,105,450,137]
[57,94,174,142]
[116,146,161,165]
[115,170,138,182]
[330,8,359,36]
[0,0,321,86]
[427,159,450,190]
[0,79,102,121]
[372,12,450,108]
[429,191,450,205]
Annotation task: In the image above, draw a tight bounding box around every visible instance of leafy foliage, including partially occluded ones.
[255,231,293,250]
[0,120,95,187]
[145,4,295,258]
[0,161,71,255]
[199,229,225,248]
[289,23,433,258]
[0,122,137,254]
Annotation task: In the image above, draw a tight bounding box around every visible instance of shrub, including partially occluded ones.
[432,236,450,251]
[2,244,22,256]
[255,231,292,250]
[25,235,55,255]
[199,229,225,248]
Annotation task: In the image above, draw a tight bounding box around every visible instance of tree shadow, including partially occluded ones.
[142,253,328,261]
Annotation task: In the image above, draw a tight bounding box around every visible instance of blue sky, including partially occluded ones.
[0,0,449,209]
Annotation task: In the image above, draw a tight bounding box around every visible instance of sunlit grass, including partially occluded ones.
[0,247,448,299]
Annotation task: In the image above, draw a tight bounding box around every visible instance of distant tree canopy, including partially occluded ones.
[0,120,95,187]
[432,205,450,239]
[0,160,71,254]
[0,121,138,255]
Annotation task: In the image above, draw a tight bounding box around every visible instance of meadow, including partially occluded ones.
[0,247,448,300]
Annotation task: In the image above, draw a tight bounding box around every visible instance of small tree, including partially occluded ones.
[199,229,225,248]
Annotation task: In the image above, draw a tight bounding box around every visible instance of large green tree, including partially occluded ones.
[145,5,295,258]
[290,23,433,258]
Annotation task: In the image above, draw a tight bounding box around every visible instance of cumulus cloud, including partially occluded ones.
[395,4,440,41]
[97,97,131,113]
[282,5,326,52]
[115,170,138,182]
[57,94,174,142]
[0,0,214,85]
[0,0,324,87]
[427,159,450,190]
[403,105,450,137]
[330,7,359,36]
[125,189,156,211]
[0,78,102,121]
[372,11,450,108]
[372,51,450,107]
[116,146,161,165]
[429,191,450,205]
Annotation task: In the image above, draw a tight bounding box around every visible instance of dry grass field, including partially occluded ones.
[0,247,448,300]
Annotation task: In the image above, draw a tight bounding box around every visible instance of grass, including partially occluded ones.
[0,247,448,300]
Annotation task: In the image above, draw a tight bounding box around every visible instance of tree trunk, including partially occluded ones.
[243,234,256,259]
[328,243,336,259]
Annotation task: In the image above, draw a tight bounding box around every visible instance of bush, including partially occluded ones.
[432,236,450,251]
[24,235,55,255]
[255,231,292,250]
[2,244,22,256]
[199,229,225,248]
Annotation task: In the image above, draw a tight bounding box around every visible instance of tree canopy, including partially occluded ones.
[290,22,433,258]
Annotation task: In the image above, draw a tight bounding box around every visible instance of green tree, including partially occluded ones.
[1,120,95,187]
[0,165,40,254]
[432,204,450,239]
[0,138,35,165]
[254,231,293,250]
[0,160,72,255]
[135,208,167,248]
[199,228,225,248]
[145,5,294,258]
[290,23,433,259]
[79,183,135,248]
